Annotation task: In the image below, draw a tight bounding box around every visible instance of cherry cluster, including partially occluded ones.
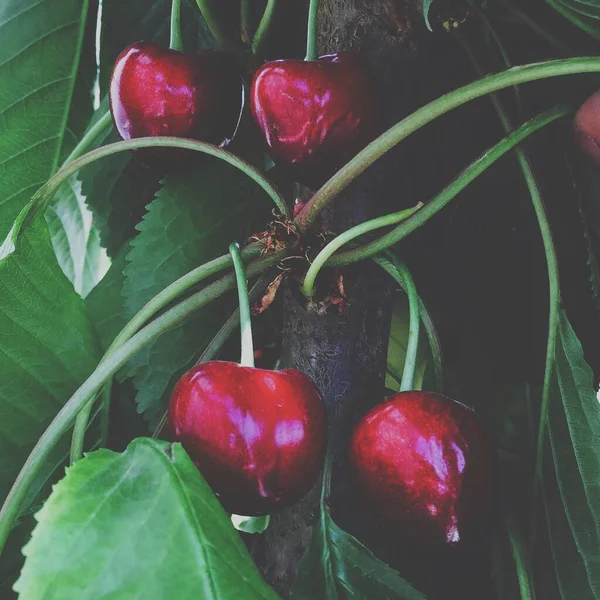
[109,41,493,548]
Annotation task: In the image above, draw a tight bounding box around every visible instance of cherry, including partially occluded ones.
[168,361,327,515]
[350,391,493,549]
[575,90,600,164]
[250,53,379,188]
[109,42,243,164]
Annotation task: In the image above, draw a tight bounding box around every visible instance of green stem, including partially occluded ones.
[195,0,246,58]
[230,242,254,367]
[456,32,559,532]
[11,136,289,244]
[153,272,273,439]
[110,244,263,357]
[373,255,421,392]
[241,0,252,44]
[301,203,423,297]
[374,255,444,393]
[73,243,264,457]
[323,106,568,267]
[506,513,536,600]
[294,57,600,232]
[100,381,112,446]
[252,0,278,56]
[396,264,420,392]
[70,401,94,465]
[69,378,112,465]
[170,0,184,51]
[320,424,335,510]
[0,253,282,555]
[467,2,522,112]
[61,111,112,166]
[305,0,319,61]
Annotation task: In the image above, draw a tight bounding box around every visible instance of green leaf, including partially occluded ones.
[571,157,600,320]
[232,515,271,534]
[0,0,89,238]
[84,242,130,351]
[15,438,279,600]
[544,311,600,598]
[548,0,600,39]
[61,0,99,156]
[122,163,270,425]
[45,177,110,298]
[291,511,425,600]
[0,215,101,507]
[80,125,162,257]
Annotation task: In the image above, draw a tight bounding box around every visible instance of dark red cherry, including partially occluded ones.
[350,391,493,549]
[168,361,327,515]
[250,53,379,188]
[575,90,600,164]
[109,42,243,164]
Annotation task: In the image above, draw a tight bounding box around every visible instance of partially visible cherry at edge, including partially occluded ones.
[109,41,244,167]
[168,361,328,516]
[575,89,600,165]
[251,53,380,189]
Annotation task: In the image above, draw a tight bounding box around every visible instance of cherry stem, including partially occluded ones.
[456,31,558,539]
[252,0,278,57]
[230,242,255,368]
[294,56,600,233]
[69,242,266,463]
[153,272,273,438]
[305,0,319,61]
[0,251,284,555]
[241,0,251,44]
[320,105,568,267]
[61,111,112,166]
[505,512,535,600]
[466,2,522,113]
[374,254,420,392]
[170,0,184,51]
[374,255,444,393]
[195,0,246,60]
[5,136,289,249]
[301,203,423,298]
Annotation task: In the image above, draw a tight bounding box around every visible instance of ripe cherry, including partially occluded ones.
[350,391,493,549]
[168,361,327,516]
[575,89,600,164]
[109,42,243,164]
[250,53,379,188]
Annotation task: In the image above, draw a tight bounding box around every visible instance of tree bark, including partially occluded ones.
[245,1,424,597]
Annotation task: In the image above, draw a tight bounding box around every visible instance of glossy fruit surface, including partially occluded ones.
[250,53,379,188]
[110,42,243,163]
[350,391,493,548]
[575,90,600,164]
[168,361,327,515]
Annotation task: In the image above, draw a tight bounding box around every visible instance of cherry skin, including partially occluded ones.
[250,53,379,188]
[168,361,327,516]
[575,89,600,164]
[109,42,243,164]
[350,391,494,549]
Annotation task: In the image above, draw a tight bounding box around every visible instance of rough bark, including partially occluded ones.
[245,1,423,596]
